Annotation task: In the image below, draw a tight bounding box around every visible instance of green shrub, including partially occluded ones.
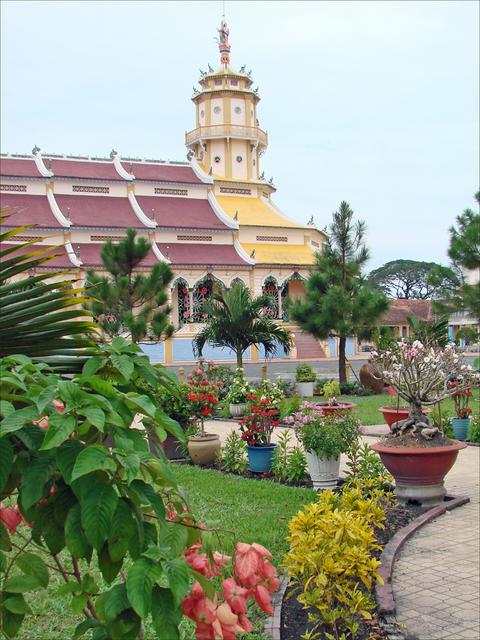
[468,414,480,443]
[272,430,308,485]
[279,394,302,420]
[314,377,332,395]
[345,442,392,484]
[295,364,316,383]
[219,430,248,473]
[323,380,341,400]
[276,378,297,398]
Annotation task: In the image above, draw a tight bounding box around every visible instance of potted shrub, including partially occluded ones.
[369,341,478,505]
[285,402,359,489]
[225,367,252,417]
[295,364,316,396]
[449,382,473,441]
[239,397,279,472]
[185,359,221,465]
[316,379,356,414]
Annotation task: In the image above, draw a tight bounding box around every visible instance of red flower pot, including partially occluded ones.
[379,406,432,430]
[316,402,356,415]
[370,440,467,506]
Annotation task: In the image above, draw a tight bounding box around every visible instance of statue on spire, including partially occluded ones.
[216,19,231,65]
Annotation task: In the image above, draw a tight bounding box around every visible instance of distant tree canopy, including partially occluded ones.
[367,259,461,300]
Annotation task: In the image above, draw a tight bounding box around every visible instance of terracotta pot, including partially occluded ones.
[370,440,467,506]
[379,406,432,430]
[229,403,247,418]
[316,402,356,415]
[187,433,221,466]
[305,451,341,490]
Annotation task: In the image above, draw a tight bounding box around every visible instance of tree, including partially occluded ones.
[367,259,461,299]
[434,192,480,320]
[85,229,174,343]
[289,201,389,383]
[192,283,292,367]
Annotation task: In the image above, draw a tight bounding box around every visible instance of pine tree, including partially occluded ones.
[85,229,174,343]
[289,201,389,383]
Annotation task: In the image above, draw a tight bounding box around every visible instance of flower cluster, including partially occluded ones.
[255,379,284,408]
[239,398,279,446]
[225,368,252,404]
[449,381,474,419]
[185,359,222,433]
[182,541,279,640]
[0,502,25,534]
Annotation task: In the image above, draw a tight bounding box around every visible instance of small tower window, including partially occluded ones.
[200,109,205,118]
[231,80,238,86]
[214,156,221,163]
[214,79,222,86]
[213,106,221,114]
[234,106,241,114]
[236,155,243,163]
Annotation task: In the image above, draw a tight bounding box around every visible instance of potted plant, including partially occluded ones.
[239,397,279,472]
[225,367,252,417]
[316,379,356,414]
[256,378,284,410]
[149,383,192,460]
[295,364,316,396]
[449,382,473,441]
[286,402,359,489]
[369,341,478,505]
[379,392,431,431]
[185,359,221,465]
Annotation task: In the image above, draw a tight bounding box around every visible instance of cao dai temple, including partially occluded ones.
[0,21,335,364]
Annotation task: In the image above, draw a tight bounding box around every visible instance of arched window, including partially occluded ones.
[262,276,279,319]
[174,278,190,325]
[230,277,246,289]
[192,276,214,322]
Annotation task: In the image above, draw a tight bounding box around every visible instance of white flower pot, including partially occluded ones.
[229,403,247,418]
[305,451,341,490]
[296,381,314,397]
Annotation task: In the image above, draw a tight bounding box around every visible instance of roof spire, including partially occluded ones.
[217,17,230,66]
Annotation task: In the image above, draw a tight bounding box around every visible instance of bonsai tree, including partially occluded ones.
[289,201,388,383]
[193,282,292,367]
[370,341,479,440]
[85,229,174,343]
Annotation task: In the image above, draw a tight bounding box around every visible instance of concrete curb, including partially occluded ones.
[263,574,289,640]
[376,494,470,615]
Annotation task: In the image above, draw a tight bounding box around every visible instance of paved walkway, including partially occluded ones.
[207,420,480,640]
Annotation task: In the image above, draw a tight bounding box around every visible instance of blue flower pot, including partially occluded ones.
[247,444,277,473]
[451,418,470,441]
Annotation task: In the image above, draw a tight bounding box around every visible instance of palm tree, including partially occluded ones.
[192,283,292,367]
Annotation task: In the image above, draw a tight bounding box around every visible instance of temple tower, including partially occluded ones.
[185,20,268,181]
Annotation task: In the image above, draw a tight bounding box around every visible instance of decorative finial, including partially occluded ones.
[186,150,193,161]
[110,149,117,159]
[247,69,252,76]
[268,176,274,185]
[199,68,206,76]
[208,63,214,72]
[32,145,41,155]
[259,171,265,180]
[307,216,314,225]
[234,210,239,221]
[254,86,259,94]
[239,64,246,73]
[193,86,199,94]
[250,249,256,258]
[216,19,231,65]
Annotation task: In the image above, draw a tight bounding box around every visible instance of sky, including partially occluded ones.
[1,0,478,269]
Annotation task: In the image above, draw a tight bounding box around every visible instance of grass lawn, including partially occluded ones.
[12,465,316,640]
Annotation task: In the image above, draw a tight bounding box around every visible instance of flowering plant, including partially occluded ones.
[449,382,473,419]
[255,379,284,408]
[225,367,252,404]
[370,341,479,439]
[239,397,279,446]
[185,359,221,435]
[285,402,359,458]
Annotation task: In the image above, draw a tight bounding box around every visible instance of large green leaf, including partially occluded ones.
[56,439,84,484]
[151,586,182,640]
[163,558,190,607]
[40,414,77,450]
[108,499,137,562]
[103,584,130,623]
[0,437,13,492]
[16,552,49,588]
[80,478,118,551]
[98,544,123,584]
[3,575,42,593]
[3,595,33,615]
[64,504,91,560]
[20,452,56,510]
[0,406,38,436]
[71,446,116,481]
[126,557,162,618]
[0,607,24,638]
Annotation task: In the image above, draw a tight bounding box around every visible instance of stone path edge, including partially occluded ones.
[376,494,470,615]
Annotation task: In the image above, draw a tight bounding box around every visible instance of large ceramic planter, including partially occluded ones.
[451,417,470,441]
[379,406,432,430]
[315,402,356,415]
[296,381,314,397]
[188,433,221,466]
[148,430,184,461]
[247,444,277,473]
[370,441,467,506]
[229,403,247,418]
[305,451,341,490]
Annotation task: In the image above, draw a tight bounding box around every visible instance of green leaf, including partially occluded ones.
[21,452,56,510]
[81,479,118,551]
[3,575,42,593]
[65,504,91,560]
[3,595,33,615]
[156,521,190,559]
[98,544,122,584]
[151,586,181,640]
[82,406,105,431]
[71,445,116,481]
[0,400,15,418]
[126,557,161,618]
[34,385,58,414]
[57,380,83,406]
[118,453,140,485]
[0,520,12,551]
[43,513,66,555]
[111,354,134,381]
[56,439,83,484]
[81,572,98,595]
[0,607,24,638]
[103,583,130,623]
[57,581,82,596]
[0,406,38,435]
[123,393,157,418]
[71,593,88,615]
[73,619,102,639]
[129,479,166,520]
[108,498,136,562]
[80,375,116,397]
[164,557,190,607]
[40,414,77,450]
[82,356,105,377]
[0,437,13,492]
[16,552,49,588]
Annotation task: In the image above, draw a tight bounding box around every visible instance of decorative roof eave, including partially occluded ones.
[110,150,135,180]
[32,146,54,178]
[46,188,72,227]
[127,191,157,228]
[234,238,255,265]
[207,192,239,230]
[190,156,213,184]
[192,89,260,103]
[152,242,171,264]
[65,240,83,267]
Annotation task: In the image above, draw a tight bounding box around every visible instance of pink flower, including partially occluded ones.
[222,578,248,614]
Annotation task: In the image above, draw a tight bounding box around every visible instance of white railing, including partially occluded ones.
[185,124,268,147]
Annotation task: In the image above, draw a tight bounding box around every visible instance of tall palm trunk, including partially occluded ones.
[339,335,347,384]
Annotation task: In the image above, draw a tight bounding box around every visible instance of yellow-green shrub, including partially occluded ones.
[283,483,387,640]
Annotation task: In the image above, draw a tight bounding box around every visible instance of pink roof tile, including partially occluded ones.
[381,299,433,325]
[72,243,158,268]
[0,193,58,227]
[0,157,41,178]
[135,196,227,230]
[157,242,249,266]
[54,195,143,228]
[123,162,202,184]
[44,158,120,181]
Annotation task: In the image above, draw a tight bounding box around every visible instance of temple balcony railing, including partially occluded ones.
[185,124,268,148]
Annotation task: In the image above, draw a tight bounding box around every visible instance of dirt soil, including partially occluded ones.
[381,432,455,448]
